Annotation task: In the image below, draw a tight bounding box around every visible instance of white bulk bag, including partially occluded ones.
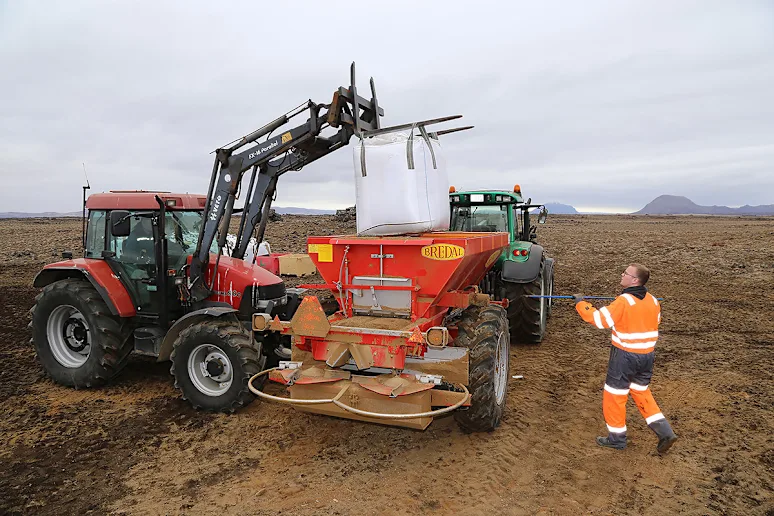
[353,129,450,236]
[224,234,271,264]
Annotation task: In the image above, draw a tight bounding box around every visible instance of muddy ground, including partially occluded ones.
[0,214,772,515]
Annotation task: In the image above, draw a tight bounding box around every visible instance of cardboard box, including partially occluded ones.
[278,253,317,277]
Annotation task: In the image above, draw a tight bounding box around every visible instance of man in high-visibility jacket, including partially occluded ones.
[575,263,678,454]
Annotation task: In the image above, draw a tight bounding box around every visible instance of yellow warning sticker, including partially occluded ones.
[485,249,501,268]
[317,244,333,262]
[421,243,465,261]
[281,132,293,144]
[307,243,333,262]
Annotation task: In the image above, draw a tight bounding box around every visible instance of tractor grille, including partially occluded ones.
[239,282,287,320]
[256,281,286,301]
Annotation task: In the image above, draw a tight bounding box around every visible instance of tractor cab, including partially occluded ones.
[84,191,213,317]
[448,185,548,246]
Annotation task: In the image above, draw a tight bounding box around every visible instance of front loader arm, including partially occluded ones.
[233,129,354,260]
[189,63,384,302]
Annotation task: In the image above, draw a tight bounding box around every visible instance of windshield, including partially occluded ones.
[165,211,217,269]
[451,205,509,233]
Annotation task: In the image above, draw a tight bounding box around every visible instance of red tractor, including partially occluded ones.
[30,64,388,412]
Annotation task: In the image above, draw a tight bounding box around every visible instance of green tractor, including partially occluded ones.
[449,185,554,343]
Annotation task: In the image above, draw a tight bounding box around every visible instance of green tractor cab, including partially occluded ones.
[449,185,554,343]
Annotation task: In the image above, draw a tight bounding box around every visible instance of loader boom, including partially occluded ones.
[189,63,384,302]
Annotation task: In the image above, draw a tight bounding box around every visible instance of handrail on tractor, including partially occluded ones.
[247,368,470,420]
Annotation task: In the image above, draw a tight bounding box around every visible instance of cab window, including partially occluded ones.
[451,205,509,233]
[85,210,107,258]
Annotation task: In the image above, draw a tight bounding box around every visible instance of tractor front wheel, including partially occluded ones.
[30,278,132,388]
[170,319,264,413]
[453,305,510,433]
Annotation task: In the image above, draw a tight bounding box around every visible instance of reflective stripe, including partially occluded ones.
[612,335,657,350]
[614,329,658,340]
[621,294,636,306]
[651,295,659,306]
[606,424,627,433]
[658,313,661,324]
[629,382,649,391]
[645,412,665,424]
[599,307,615,327]
[592,310,604,329]
[604,384,630,396]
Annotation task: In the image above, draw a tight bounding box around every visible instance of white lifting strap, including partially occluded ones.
[359,137,367,177]
[406,124,438,171]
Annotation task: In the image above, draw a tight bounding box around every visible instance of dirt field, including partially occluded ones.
[1,214,772,515]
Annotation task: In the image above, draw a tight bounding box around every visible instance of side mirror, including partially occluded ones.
[110,210,131,237]
[537,207,548,224]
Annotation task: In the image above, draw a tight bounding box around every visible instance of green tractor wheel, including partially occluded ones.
[501,259,551,344]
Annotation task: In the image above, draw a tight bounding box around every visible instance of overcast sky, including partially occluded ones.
[1,1,773,213]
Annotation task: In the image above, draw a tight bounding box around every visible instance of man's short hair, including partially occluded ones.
[629,263,650,285]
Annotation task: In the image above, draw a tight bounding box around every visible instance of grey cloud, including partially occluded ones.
[1,1,772,212]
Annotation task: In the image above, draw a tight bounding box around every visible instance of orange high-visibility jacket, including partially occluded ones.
[576,293,661,354]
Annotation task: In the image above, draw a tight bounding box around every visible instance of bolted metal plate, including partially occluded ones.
[290,296,331,338]
[325,342,351,368]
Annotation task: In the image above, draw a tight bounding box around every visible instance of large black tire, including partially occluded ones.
[453,305,510,433]
[501,259,549,343]
[29,278,132,388]
[170,319,264,413]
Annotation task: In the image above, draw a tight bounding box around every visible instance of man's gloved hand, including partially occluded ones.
[573,293,585,305]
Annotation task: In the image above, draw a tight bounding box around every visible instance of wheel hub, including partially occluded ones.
[206,358,225,377]
[188,345,234,396]
[63,317,89,352]
[493,332,508,406]
[47,305,91,368]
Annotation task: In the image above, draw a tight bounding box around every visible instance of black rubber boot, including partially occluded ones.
[649,419,678,454]
[596,436,626,450]
[657,434,678,454]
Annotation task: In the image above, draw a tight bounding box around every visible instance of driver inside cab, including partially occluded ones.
[122,217,154,262]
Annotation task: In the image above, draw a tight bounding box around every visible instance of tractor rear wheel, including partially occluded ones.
[30,278,132,388]
[453,305,510,433]
[501,259,550,343]
[170,319,264,413]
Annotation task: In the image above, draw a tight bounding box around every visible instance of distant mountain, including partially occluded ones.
[529,202,578,214]
[635,195,774,215]
[0,211,81,218]
[272,206,335,215]
[543,202,578,214]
